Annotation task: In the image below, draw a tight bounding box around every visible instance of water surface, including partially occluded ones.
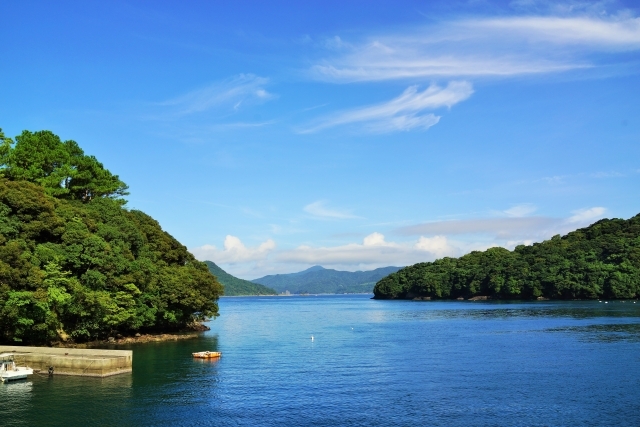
[2,295,640,426]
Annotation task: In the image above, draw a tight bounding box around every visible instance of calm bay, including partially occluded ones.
[2,294,640,426]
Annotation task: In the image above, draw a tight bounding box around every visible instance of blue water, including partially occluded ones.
[2,295,640,426]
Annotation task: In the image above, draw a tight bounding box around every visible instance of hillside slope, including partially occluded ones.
[374,215,640,300]
[0,128,222,344]
[253,265,402,294]
[204,261,276,296]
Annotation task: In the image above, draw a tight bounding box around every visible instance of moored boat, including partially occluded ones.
[192,351,221,359]
[0,353,33,383]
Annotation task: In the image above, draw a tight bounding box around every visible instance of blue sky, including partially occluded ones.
[1,0,639,278]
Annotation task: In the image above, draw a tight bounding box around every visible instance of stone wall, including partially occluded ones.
[0,346,132,377]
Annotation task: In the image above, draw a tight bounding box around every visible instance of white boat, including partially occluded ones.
[0,353,33,383]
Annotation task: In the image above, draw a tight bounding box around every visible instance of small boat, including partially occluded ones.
[192,351,221,359]
[0,353,33,383]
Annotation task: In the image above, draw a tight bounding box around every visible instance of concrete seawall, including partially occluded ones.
[0,346,132,377]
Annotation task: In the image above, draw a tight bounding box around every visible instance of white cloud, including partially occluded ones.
[300,81,473,133]
[567,206,607,223]
[312,57,577,82]
[397,217,558,238]
[415,235,458,258]
[503,203,538,217]
[310,15,640,82]
[304,201,360,219]
[276,232,457,266]
[363,232,388,246]
[473,16,640,47]
[191,235,275,264]
[158,74,274,116]
[396,207,607,239]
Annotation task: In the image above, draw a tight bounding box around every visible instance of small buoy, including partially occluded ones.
[311,335,314,341]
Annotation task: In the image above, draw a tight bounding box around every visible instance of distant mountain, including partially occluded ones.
[205,261,277,296]
[252,266,403,294]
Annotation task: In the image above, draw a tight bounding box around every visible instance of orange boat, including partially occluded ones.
[192,351,222,359]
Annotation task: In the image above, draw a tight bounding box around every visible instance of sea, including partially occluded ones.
[2,294,640,426]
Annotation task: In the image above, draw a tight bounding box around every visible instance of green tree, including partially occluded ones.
[3,130,128,201]
[374,215,640,301]
[0,128,222,345]
[0,128,12,173]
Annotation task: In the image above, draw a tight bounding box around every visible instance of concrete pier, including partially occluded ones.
[0,346,132,377]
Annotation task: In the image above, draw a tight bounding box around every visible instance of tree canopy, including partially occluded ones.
[373,215,640,300]
[0,129,128,201]
[0,128,222,344]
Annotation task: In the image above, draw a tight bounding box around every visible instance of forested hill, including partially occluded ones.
[253,265,402,294]
[374,214,640,301]
[0,128,223,345]
[204,261,276,296]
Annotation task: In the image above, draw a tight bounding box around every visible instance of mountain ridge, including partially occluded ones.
[204,261,277,296]
[253,266,403,294]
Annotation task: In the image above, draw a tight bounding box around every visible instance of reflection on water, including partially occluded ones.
[2,296,640,426]
[0,381,33,426]
[1,380,33,396]
[393,300,640,322]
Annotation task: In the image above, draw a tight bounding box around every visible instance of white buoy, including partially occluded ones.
[311,335,314,341]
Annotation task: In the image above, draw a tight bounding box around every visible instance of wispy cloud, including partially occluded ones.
[157,74,274,117]
[503,203,538,217]
[567,206,606,223]
[304,201,361,219]
[397,217,558,238]
[300,81,473,133]
[471,16,640,47]
[396,206,607,239]
[310,15,640,82]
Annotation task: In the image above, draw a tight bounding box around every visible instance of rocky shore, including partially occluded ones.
[51,323,211,348]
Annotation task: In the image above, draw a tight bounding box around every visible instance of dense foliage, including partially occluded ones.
[374,215,640,300]
[0,128,222,344]
[1,129,128,201]
[205,261,276,296]
[254,265,402,294]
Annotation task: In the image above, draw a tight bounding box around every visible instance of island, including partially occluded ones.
[0,128,223,345]
[374,214,640,300]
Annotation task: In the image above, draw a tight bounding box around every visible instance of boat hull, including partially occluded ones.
[1,368,33,382]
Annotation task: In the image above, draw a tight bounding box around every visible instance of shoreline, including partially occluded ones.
[221,292,374,297]
[50,332,204,348]
[46,323,211,348]
[372,295,640,302]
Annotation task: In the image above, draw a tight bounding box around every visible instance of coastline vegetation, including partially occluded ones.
[0,128,223,344]
[374,214,640,300]
[204,261,276,296]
